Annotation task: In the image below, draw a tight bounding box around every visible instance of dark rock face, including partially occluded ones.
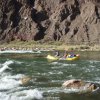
[0,0,100,44]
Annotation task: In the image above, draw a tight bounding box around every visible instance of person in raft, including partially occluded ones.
[54,51,60,57]
[63,50,68,58]
[68,52,76,58]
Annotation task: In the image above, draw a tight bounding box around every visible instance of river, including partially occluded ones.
[0,51,100,100]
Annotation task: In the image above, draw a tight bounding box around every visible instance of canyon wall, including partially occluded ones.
[0,0,100,44]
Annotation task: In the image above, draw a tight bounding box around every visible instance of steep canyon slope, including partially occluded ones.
[0,0,100,44]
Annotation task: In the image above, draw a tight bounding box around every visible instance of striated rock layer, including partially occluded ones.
[0,0,100,44]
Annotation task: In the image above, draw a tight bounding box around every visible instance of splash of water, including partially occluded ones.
[0,89,43,100]
[0,61,13,73]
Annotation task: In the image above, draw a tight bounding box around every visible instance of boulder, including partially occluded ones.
[62,79,100,93]
[21,76,31,85]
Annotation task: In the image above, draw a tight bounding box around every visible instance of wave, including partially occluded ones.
[0,61,13,73]
[0,89,43,100]
[0,60,43,100]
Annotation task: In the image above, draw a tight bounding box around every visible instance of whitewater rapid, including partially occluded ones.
[0,60,43,100]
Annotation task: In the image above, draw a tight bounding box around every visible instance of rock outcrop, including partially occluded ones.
[0,0,100,44]
[21,76,31,85]
[62,79,100,93]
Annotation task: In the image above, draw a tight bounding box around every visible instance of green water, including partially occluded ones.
[0,51,100,100]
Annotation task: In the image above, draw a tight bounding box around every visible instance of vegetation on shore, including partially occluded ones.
[0,40,100,51]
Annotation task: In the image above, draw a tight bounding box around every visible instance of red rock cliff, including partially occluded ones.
[0,0,100,44]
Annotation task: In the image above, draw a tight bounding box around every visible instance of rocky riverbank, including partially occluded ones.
[0,41,100,52]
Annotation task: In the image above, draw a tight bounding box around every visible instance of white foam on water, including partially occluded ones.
[0,89,43,100]
[14,60,23,64]
[0,50,33,53]
[51,62,59,65]
[0,50,41,54]
[51,63,76,70]
[0,93,8,100]
[0,73,43,100]
[88,60,100,64]
[0,74,24,90]
[0,79,21,90]
[0,60,43,100]
[0,60,13,73]
[33,50,41,53]
[51,62,76,66]
[2,60,14,65]
[0,60,24,90]
[48,71,63,75]
[7,74,25,79]
[7,89,43,100]
[62,88,82,93]
[45,87,79,94]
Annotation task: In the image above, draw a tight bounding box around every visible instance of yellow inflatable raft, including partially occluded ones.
[47,54,80,61]
[66,54,80,61]
[46,55,59,60]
